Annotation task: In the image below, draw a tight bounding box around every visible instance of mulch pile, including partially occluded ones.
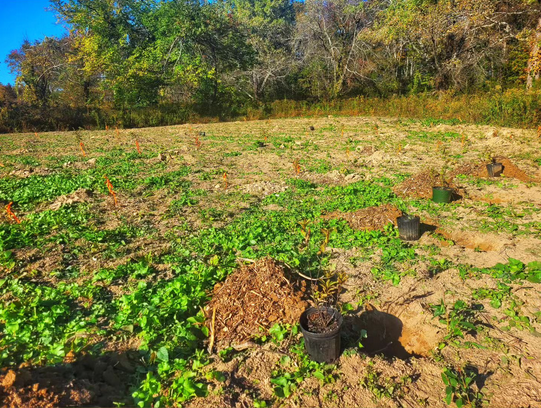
[323,204,403,230]
[393,171,442,199]
[394,157,537,199]
[205,258,308,349]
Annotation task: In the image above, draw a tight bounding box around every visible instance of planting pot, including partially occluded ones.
[432,186,453,203]
[397,214,421,241]
[300,306,343,363]
[486,162,503,178]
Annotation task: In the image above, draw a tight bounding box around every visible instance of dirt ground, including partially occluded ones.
[1,116,541,407]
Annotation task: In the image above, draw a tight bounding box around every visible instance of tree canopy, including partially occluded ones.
[2,0,541,130]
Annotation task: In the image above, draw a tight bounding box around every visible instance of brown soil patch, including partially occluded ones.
[0,352,136,408]
[435,228,512,252]
[499,157,535,182]
[323,204,402,231]
[49,188,94,210]
[240,181,288,196]
[205,258,308,349]
[451,157,535,182]
[9,167,53,178]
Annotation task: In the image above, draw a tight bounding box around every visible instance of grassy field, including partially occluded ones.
[1,116,541,407]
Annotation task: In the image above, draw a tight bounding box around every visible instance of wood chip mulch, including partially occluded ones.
[394,158,537,200]
[205,258,308,349]
[323,204,403,231]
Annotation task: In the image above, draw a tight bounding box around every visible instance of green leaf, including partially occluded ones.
[157,346,169,362]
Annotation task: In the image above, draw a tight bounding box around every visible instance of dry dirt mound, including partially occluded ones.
[499,158,535,182]
[323,204,402,231]
[49,188,93,210]
[435,228,512,252]
[9,167,53,178]
[205,258,308,349]
[450,158,535,182]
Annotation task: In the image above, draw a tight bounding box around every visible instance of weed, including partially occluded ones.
[271,338,336,399]
[472,283,511,309]
[360,362,409,402]
[432,300,483,347]
[442,366,482,407]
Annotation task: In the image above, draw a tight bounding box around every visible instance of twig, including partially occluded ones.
[283,262,322,281]
[208,307,216,354]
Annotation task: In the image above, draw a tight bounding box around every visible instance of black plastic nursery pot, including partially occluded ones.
[486,162,503,178]
[432,186,453,203]
[397,215,421,241]
[300,306,343,363]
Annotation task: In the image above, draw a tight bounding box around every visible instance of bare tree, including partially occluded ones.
[294,0,377,99]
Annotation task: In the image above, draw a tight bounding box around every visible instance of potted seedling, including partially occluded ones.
[486,158,503,178]
[299,271,346,363]
[432,166,453,203]
[396,213,421,241]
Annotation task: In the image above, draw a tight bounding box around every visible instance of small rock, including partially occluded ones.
[309,126,315,131]
[103,365,121,387]
[87,158,97,166]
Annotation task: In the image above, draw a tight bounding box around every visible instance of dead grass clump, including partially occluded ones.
[205,258,308,349]
[323,204,402,231]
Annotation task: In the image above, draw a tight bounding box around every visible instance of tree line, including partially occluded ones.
[1,0,541,132]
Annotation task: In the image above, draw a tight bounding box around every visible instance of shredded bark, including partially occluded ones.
[205,258,308,349]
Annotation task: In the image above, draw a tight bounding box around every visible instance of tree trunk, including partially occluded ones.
[527,17,541,89]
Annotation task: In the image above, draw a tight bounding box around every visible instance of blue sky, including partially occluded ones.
[0,0,67,85]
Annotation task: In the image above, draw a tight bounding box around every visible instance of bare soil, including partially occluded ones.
[2,116,541,407]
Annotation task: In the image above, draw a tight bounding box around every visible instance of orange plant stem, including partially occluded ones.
[136,140,142,154]
[5,202,21,224]
[104,176,118,206]
[80,142,86,157]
